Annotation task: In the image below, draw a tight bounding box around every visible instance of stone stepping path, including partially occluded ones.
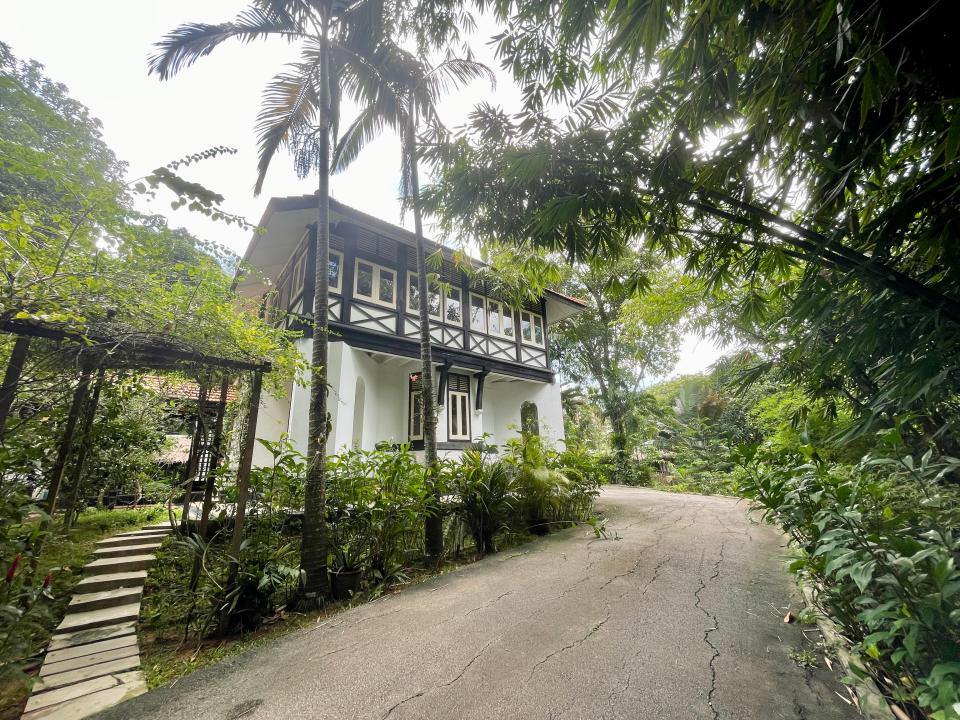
[22,522,173,720]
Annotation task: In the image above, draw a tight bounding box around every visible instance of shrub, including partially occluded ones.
[326,446,428,577]
[445,450,518,555]
[734,433,960,720]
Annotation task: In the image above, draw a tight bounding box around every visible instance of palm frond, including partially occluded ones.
[253,50,322,195]
[148,7,302,80]
[331,105,388,174]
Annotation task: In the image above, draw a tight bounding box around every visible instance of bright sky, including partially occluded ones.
[5,0,724,377]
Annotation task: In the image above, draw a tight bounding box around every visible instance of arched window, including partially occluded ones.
[521,401,539,436]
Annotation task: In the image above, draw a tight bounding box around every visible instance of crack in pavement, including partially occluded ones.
[463,591,513,617]
[379,640,497,719]
[440,639,496,688]
[380,690,425,719]
[694,542,725,720]
[524,612,612,684]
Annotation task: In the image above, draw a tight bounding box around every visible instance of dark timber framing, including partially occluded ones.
[246,196,586,385]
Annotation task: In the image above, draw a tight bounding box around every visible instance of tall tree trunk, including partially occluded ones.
[63,366,106,532]
[406,103,442,559]
[221,368,263,634]
[300,21,332,599]
[47,359,95,517]
[0,335,30,440]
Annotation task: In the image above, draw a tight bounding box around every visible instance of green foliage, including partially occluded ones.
[326,446,429,578]
[0,495,53,687]
[735,436,960,719]
[444,450,518,556]
[549,250,695,455]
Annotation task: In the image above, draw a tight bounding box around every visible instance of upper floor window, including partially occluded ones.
[469,294,485,331]
[445,287,462,325]
[469,294,516,339]
[407,271,459,325]
[329,250,343,294]
[520,310,545,347]
[354,258,396,308]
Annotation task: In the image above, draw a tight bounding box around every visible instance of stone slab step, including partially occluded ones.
[34,654,141,692]
[47,623,136,652]
[93,542,162,559]
[83,554,155,575]
[140,522,175,531]
[21,676,147,720]
[23,670,144,715]
[96,533,166,548]
[40,643,140,677]
[75,570,146,594]
[54,602,140,635]
[44,633,138,666]
[68,586,142,613]
[116,528,170,538]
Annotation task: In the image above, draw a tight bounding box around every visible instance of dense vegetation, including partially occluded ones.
[4,0,960,718]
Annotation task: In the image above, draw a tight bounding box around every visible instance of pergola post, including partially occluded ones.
[0,335,30,439]
[62,366,106,531]
[199,377,230,539]
[180,381,209,530]
[229,368,263,559]
[47,359,95,517]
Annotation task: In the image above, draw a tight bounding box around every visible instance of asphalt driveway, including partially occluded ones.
[96,486,860,720]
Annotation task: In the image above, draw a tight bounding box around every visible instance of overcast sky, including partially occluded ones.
[5,0,724,378]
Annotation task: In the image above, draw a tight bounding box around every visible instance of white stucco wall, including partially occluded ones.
[254,340,567,466]
[251,377,293,468]
[483,377,565,450]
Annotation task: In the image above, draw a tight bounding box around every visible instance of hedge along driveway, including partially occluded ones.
[94,487,859,720]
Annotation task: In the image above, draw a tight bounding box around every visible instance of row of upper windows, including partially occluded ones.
[276,249,546,348]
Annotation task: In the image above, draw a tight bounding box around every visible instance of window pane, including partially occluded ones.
[460,396,468,437]
[329,254,341,289]
[521,312,532,341]
[379,269,395,304]
[411,392,422,438]
[408,274,420,310]
[534,315,544,345]
[503,310,514,337]
[470,295,485,331]
[450,397,458,436]
[427,285,441,317]
[488,302,500,335]
[357,262,373,297]
[445,288,462,324]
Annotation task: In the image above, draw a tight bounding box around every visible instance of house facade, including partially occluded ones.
[238,196,584,467]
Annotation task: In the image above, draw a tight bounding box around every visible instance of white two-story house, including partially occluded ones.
[238,195,585,467]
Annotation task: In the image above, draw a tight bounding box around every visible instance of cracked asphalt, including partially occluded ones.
[95,486,861,720]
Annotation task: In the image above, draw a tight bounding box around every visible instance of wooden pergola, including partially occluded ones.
[0,318,270,541]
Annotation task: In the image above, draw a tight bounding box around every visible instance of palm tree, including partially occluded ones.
[332,47,492,558]
[148,0,395,598]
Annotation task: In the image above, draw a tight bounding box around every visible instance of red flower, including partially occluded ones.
[42,572,53,589]
[4,553,21,583]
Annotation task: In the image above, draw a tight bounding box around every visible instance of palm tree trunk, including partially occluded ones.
[406,106,443,559]
[301,20,332,599]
